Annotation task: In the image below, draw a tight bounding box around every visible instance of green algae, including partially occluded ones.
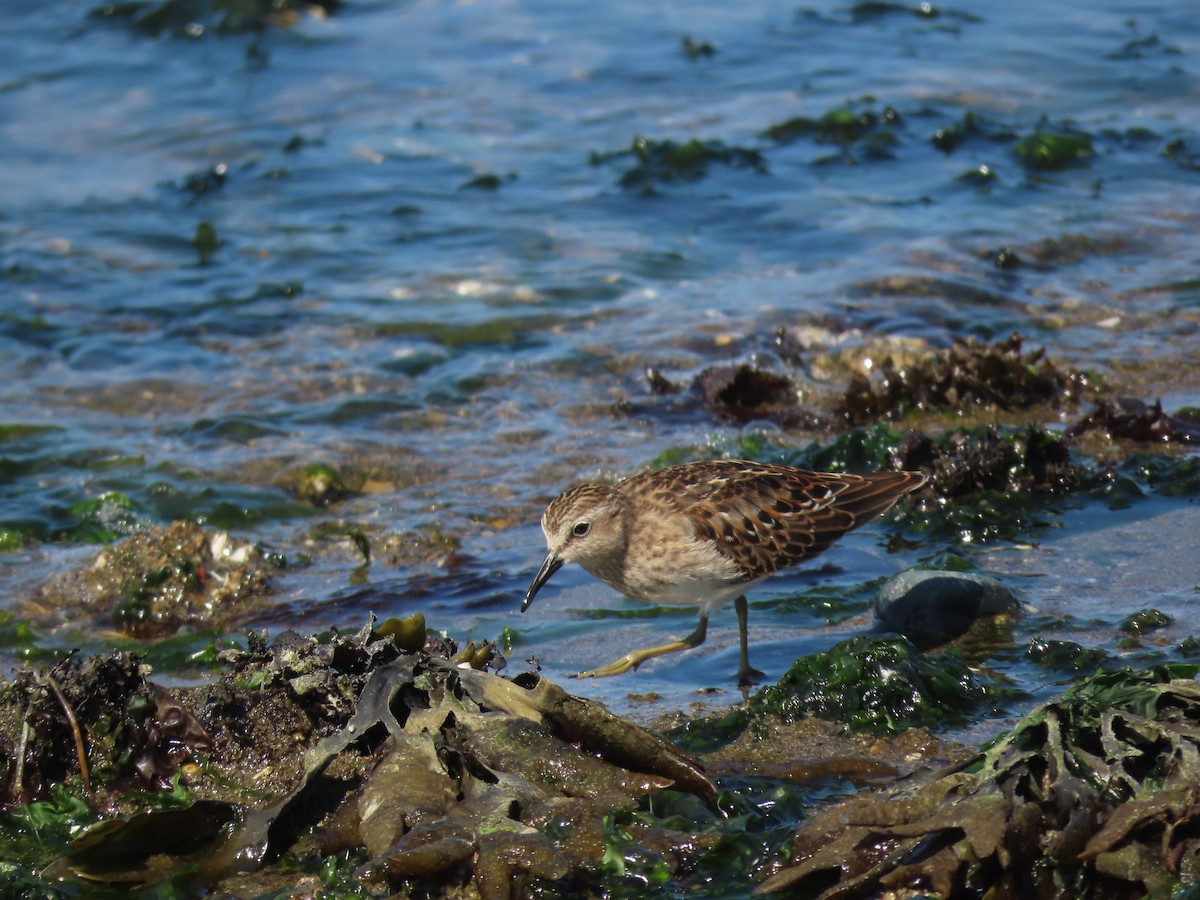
[740,423,1089,546]
[185,415,288,444]
[762,579,883,627]
[931,109,978,152]
[779,424,904,473]
[1163,137,1200,173]
[894,425,1093,542]
[1015,129,1094,171]
[671,633,1008,756]
[591,137,766,193]
[144,479,314,528]
[0,425,62,444]
[764,106,899,146]
[572,604,696,623]
[377,314,564,349]
[747,635,1002,734]
[0,525,32,552]
[41,522,275,637]
[1126,453,1200,497]
[0,612,56,664]
[1120,608,1172,636]
[0,785,100,872]
[647,425,908,484]
[763,104,902,164]
[1106,30,1181,61]
[65,491,139,543]
[992,245,1021,268]
[193,221,218,264]
[293,463,350,507]
[1027,637,1111,674]
[956,163,998,186]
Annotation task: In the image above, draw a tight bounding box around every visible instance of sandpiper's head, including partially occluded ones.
[522,482,628,612]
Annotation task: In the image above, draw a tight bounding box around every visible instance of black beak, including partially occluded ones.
[522,553,563,612]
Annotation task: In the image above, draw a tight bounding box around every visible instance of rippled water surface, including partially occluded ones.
[2,0,1199,717]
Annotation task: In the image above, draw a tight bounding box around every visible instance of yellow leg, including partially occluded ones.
[735,594,765,688]
[574,614,709,679]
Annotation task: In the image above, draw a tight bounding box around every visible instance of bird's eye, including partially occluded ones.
[572,521,590,537]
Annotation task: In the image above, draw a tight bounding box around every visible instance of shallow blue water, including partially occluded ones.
[2,0,1199,718]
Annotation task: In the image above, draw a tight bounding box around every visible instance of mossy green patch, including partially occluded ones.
[781,425,905,473]
[193,220,218,264]
[1125,452,1200,497]
[893,424,1095,543]
[956,163,997,185]
[65,491,140,543]
[591,136,766,193]
[0,524,36,551]
[0,785,99,869]
[377,314,562,349]
[764,105,899,147]
[748,635,1002,734]
[0,424,63,444]
[1015,130,1094,171]
[1120,608,1172,636]
[185,415,288,444]
[1027,637,1111,674]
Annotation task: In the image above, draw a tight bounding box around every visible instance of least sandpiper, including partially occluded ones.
[522,460,925,686]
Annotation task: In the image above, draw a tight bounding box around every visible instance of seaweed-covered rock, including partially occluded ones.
[0,652,209,804]
[756,666,1200,897]
[0,622,726,898]
[836,333,1086,424]
[1068,396,1200,446]
[748,635,999,734]
[591,136,766,193]
[892,425,1094,542]
[762,104,902,163]
[40,522,273,637]
[638,361,823,428]
[1015,128,1094,171]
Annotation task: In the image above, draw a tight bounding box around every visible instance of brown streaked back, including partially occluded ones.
[618,460,925,581]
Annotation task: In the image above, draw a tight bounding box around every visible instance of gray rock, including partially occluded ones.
[875,569,1019,648]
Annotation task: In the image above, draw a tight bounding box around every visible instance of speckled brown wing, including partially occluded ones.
[619,461,924,580]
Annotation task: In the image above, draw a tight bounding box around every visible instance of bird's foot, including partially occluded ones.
[572,637,701,680]
[736,664,766,689]
[572,653,642,680]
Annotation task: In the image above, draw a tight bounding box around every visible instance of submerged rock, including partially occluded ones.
[875,569,1020,648]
